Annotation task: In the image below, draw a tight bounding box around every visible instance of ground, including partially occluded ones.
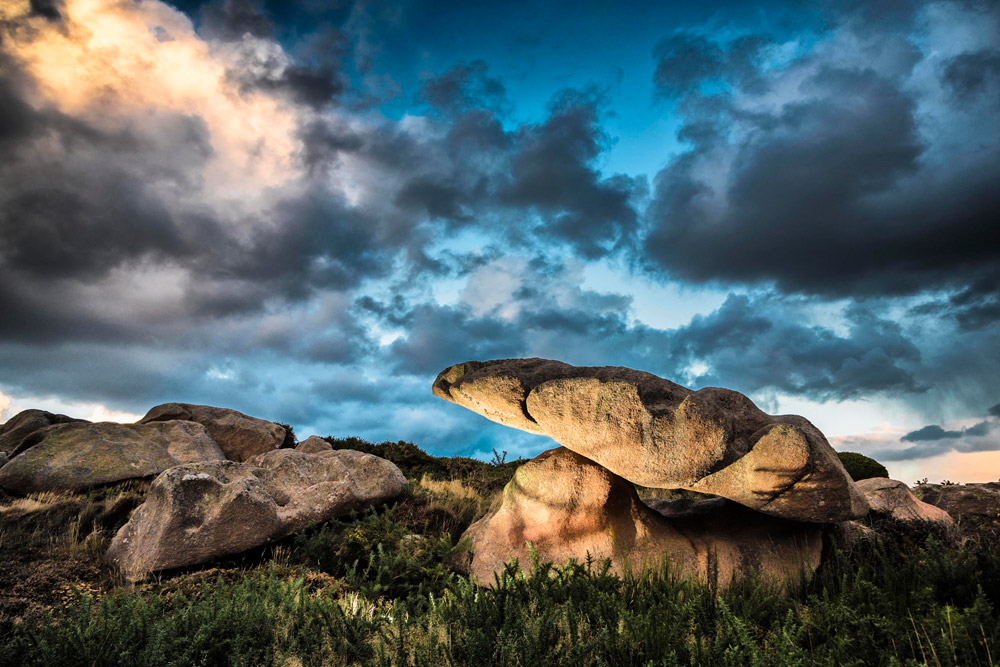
[1,438,998,666]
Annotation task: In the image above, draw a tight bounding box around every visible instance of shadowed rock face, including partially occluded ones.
[107,448,406,580]
[434,358,868,523]
[463,447,823,589]
[0,409,87,456]
[914,483,1000,520]
[139,403,286,462]
[0,421,225,494]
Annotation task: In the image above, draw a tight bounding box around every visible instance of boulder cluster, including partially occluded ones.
[0,403,406,579]
[433,358,954,589]
[1,361,990,589]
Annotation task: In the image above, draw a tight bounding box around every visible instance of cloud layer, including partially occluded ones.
[0,0,998,475]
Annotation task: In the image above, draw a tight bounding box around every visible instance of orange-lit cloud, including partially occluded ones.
[2,0,300,194]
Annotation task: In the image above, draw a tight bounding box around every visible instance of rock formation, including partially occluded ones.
[296,435,334,454]
[914,482,1000,520]
[464,447,822,589]
[856,478,954,526]
[434,358,868,523]
[0,409,87,457]
[139,403,286,462]
[107,448,406,579]
[0,421,225,494]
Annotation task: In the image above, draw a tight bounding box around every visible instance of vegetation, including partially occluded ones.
[1,438,998,666]
[838,451,890,481]
[324,437,525,494]
[277,423,297,449]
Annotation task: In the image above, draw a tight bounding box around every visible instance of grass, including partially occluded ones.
[0,438,998,666]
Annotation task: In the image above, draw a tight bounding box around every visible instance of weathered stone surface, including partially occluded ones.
[139,403,286,462]
[295,435,333,454]
[107,449,406,579]
[462,447,823,589]
[914,483,1000,520]
[0,409,87,456]
[856,478,954,526]
[434,358,868,522]
[0,421,224,494]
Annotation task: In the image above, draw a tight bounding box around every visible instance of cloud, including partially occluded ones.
[902,424,964,442]
[378,262,929,403]
[641,1,1000,301]
[875,404,1000,461]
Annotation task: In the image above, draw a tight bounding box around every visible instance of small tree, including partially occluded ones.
[837,451,889,481]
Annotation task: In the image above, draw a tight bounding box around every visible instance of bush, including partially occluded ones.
[838,451,888,481]
[323,437,524,493]
[276,423,296,449]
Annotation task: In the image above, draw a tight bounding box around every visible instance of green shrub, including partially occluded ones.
[276,423,296,449]
[837,451,889,481]
[324,436,524,493]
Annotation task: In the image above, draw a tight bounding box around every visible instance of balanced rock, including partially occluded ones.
[914,483,1000,520]
[0,421,224,494]
[107,448,406,579]
[434,358,868,522]
[139,403,286,462]
[0,409,87,456]
[295,435,333,454]
[856,478,954,526]
[463,447,822,589]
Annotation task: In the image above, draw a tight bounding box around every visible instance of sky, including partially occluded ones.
[0,0,998,483]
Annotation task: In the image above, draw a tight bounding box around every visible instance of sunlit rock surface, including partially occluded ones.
[434,358,868,522]
[139,403,287,462]
[856,478,954,526]
[0,409,88,457]
[0,421,224,494]
[107,448,406,580]
[462,447,822,589]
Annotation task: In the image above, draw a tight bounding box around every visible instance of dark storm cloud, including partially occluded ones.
[28,0,62,21]
[943,48,1000,100]
[871,400,1000,460]
[901,413,1000,443]
[877,423,999,462]
[653,34,725,97]
[0,99,208,285]
[420,60,508,115]
[902,424,965,442]
[388,304,527,375]
[192,0,350,109]
[642,3,1000,301]
[499,90,643,258]
[379,66,644,258]
[665,295,924,400]
[378,275,925,404]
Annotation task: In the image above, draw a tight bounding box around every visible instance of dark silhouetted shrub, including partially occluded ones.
[838,451,889,481]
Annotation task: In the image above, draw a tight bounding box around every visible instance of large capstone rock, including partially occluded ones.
[462,447,822,589]
[139,403,286,462]
[914,483,1000,520]
[0,409,87,456]
[434,358,868,522]
[0,421,225,494]
[856,478,954,526]
[106,448,406,579]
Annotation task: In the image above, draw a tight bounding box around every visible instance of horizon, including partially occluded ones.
[1,0,998,483]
